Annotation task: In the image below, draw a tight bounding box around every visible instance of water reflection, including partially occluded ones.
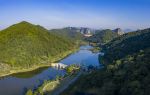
[0,45,101,95]
[11,67,49,78]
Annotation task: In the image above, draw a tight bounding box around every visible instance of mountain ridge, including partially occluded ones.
[0,21,75,75]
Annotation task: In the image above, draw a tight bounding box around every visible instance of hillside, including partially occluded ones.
[61,28,150,95]
[85,29,118,44]
[49,28,83,41]
[102,28,150,64]
[0,21,75,74]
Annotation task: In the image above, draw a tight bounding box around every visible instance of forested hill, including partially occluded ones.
[61,28,150,95]
[85,29,118,44]
[49,28,83,41]
[0,21,75,69]
[103,28,150,64]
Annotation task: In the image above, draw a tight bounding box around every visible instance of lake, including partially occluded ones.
[0,45,101,95]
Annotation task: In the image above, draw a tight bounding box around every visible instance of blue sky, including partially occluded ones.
[0,0,150,30]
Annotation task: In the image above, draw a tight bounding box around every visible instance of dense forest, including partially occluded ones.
[0,21,75,73]
[85,29,118,44]
[61,28,150,95]
[49,28,83,41]
[102,28,150,64]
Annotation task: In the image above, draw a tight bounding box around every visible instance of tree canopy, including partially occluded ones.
[61,28,150,95]
[0,21,75,68]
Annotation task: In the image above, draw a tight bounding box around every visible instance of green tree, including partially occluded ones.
[26,89,33,95]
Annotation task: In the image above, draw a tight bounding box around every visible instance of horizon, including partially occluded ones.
[0,0,150,30]
[0,21,138,31]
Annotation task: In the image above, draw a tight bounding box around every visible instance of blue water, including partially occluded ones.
[0,45,100,95]
[60,45,100,66]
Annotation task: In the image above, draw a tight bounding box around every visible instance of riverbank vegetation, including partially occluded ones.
[25,64,81,95]
[61,28,150,95]
[65,64,80,74]
[89,47,101,53]
[26,78,60,95]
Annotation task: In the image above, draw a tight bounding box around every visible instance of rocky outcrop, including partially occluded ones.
[113,28,124,35]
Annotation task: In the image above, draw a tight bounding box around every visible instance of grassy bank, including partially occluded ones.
[0,48,79,78]
[26,65,81,95]
[26,74,80,95]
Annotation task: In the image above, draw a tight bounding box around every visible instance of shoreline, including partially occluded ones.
[0,64,52,78]
[26,68,82,95]
[0,47,79,78]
